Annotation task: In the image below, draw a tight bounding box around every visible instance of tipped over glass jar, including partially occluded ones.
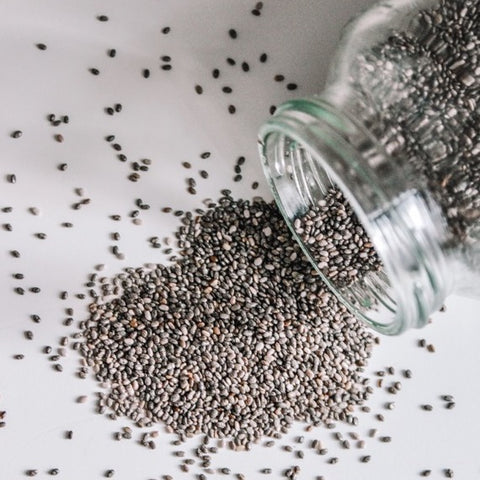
[258,0,480,334]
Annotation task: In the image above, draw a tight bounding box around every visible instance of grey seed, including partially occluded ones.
[26,470,38,476]
[376,414,384,422]
[105,469,115,478]
[403,369,413,379]
[386,366,395,375]
[422,404,433,411]
[25,331,34,340]
[11,130,23,138]
[90,68,100,75]
[8,174,17,184]
[442,395,454,402]
[319,448,328,455]
[195,85,203,95]
[29,207,40,215]
[60,291,68,300]
[4,222,14,231]
[36,43,47,50]
[329,457,339,464]
[341,440,351,449]
[36,232,47,239]
[13,354,24,360]
[361,455,371,463]
[77,395,88,403]
[261,468,272,474]
[380,436,392,443]
[49,468,59,475]
[265,441,275,447]
[296,450,304,458]
[446,402,456,409]
[283,445,293,452]
[421,470,432,477]
[357,440,365,449]
[444,469,454,478]
[43,346,52,354]
[13,273,24,279]
[54,364,63,372]
[418,339,426,347]
[143,69,150,79]
[10,250,20,257]
[65,430,73,439]
[386,402,395,410]
[220,468,231,474]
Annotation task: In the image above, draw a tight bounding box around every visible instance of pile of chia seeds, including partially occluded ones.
[80,193,375,444]
[350,0,479,240]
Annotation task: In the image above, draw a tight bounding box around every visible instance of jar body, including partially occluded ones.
[258,0,480,334]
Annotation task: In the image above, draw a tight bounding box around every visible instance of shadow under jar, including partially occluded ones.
[259,0,480,335]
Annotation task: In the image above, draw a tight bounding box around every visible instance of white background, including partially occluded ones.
[1,1,479,479]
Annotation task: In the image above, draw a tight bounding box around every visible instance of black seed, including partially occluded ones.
[234,175,242,182]
[234,165,241,174]
[47,114,55,122]
[15,287,25,295]
[62,222,73,228]
[228,29,237,39]
[63,115,69,124]
[251,8,261,16]
[112,143,122,151]
[286,83,298,90]
[24,330,33,339]
[30,287,41,293]
[222,86,233,93]
[259,53,267,63]
[143,69,150,78]
[1,207,12,212]
[195,85,203,95]
[161,64,172,71]
[49,469,59,476]
[106,135,115,142]
[212,68,220,79]
[118,154,127,162]
[66,430,73,439]
[161,26,171,34]
[108,49,116,57]
[3,223,12,231]
[188,187,197,195]
[182,162,191,169]
[237,156,245,165]
[8,174,17,183]
[106,107,115,115]
[200,170,208,179]
[252,181,259,190]
[26,470,38,477]
[36,43,47,50]
[444,469,454,478]
[161,55,171,62]
[14,354,24,360]
[58,163,67,171]
[241,62,250,72]
[52,120,61,126]
[269,105,276,114]
[228,105,236,114]
[421,470,432,477]
[90,68,100,75]
[11,250,20,257]
[105,470,115,478]
[174,210,184,216]
[274,74,285,82]
[13,273,24,279]
[255,1,264,9]
[114,104,122,113]
[11,130,22,138]
[200,151,211,159]
[226,57,236,66]
[60,291,68,300]
[97,15,109,21]
[31,315,41,323]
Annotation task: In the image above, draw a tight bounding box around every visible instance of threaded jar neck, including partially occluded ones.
[258,97,452,335]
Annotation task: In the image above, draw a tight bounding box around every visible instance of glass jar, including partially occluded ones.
[258,0,480,335]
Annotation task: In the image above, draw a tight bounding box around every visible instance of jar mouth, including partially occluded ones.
[258,98,449,335]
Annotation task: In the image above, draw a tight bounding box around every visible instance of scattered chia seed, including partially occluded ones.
[89,68,100,75]
[143,69,150,79]
[11,130,22,138]
[36,43,47,50]
[97,15,109,21]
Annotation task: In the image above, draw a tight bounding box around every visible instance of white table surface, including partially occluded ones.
[1,1,479,479]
